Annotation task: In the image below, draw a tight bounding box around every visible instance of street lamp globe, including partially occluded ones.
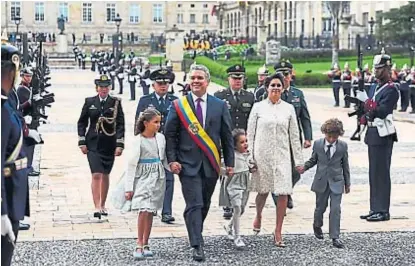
[14,16,21,26]
[114,13,122,28]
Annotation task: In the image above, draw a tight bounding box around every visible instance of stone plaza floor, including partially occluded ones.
[14,69,415,265]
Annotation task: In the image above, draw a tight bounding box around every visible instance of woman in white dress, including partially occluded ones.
[247,72,304,247]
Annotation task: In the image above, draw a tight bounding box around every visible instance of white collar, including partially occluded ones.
[191,92,207,102]
[99,96,108,102]
[155,93,166,100]
[230,88,242,95]
[324,140,337,147]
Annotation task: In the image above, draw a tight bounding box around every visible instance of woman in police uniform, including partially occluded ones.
[77,74,125,219]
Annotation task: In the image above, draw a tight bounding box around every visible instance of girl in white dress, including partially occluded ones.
[116,108,170,259]
[219,129,257,249]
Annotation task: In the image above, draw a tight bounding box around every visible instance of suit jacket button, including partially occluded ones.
[99,131,102,133]
[236,109,239,112]
[236,116,239,119]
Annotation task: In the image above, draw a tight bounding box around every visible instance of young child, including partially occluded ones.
[299,118,350,249]
[114,108,170,259]
[219,129,257,248]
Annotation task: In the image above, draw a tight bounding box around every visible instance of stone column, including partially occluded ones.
[257,22,267,56]
[339,19,350,50]
[56,34,68,54]
[165,25,185,72]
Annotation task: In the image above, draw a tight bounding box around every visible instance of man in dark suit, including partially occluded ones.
[135,68,178,224]
[2,43,30,266]
[164,64,234,262]
[358,52,399,222]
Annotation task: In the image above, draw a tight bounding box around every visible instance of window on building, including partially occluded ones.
[284,22,287,33]
[284,2,287,20]
[274,23,278,36]
[106,3,116,22]
[58,2,69,22]
[238,13,241,27]
[268,9,271,21]
[362,12,369,26]
[129,4,140,23]
[289,1,292,19]
[190,4,195,8]
[177,4,182,8]
[34,2,45,22]
[152,3,163,23]
[203,4,208,8]
[202,14,209,24]
[274,6,278,21]
[10,2,21,21]
[343,2,351,15]
[289,21,292,36]
[85,34,92,42]
[190,14,196,24]
[177,13,184,24]
[82,2,92,22]
[268,24,271,36]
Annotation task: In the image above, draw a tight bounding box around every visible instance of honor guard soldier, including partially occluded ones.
[109,63,117,90]
[409,66,415,114]
[140,63,151,95]
[135,68,178,224]
[116,59,125,95]
[272,61,312,209]
[352,67,360,98]
[254,64,269,101]
[128,61,138,101]
[363,64,373,94]
[328,63,342,107]
[1,42,30,266]
[398,64,410,112]
[356,51,399,222]
[77,74,125,220]
[341,62,352,108]
[214,64,254,219]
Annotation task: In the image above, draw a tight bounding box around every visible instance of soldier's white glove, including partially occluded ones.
[33,94,42,102]
[356,90,369,102]
[39,118,49,124]
[28,129,42,143]
[24,115,33,125]
[1,215,16,243]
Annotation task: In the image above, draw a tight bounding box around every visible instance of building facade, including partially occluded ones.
[217,0,409,48]
[1,1,218,43]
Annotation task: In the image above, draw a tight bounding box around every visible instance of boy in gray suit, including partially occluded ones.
[299,118,350,248]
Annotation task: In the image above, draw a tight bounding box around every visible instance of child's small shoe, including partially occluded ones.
[133,246,145,260]
[223,224,234,240]
[332,239,344,249]
[234,236,245,249]
[143,245,154,257]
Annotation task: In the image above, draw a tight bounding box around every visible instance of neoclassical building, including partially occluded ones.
[1,1,218,42]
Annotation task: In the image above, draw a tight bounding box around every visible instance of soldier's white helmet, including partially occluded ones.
[411,66,415,73]
[402,64,408,71]
[344,62,349,68]
[391,63,396,70]
[166,60,172,67]
[257,64,269,75]
[364,63,369,70]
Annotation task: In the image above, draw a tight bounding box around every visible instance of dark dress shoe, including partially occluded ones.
[398,109,407,112]
[100,210,108,216]
[161,214,175,223]
[93,212,101,220]
[360,211,375,219]
[287,196,294,209]
[332,239,344,248]
[313,226,324,240]
[366,212,390,222]
[28,171,40,176]
[334,104,340,107]
[19,222,30,231]
[192,246,205,262]
[223,207,233,219]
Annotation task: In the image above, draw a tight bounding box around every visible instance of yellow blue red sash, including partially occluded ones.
[173,96,221,174]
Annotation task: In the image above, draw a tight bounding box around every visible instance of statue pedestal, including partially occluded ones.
[257,26,268,56]
[165,25,185,72]
[266,40,281,65]
[57,34,68,53]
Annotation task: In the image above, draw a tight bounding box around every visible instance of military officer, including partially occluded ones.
[128,61,138,101]
[328,63,342,107]
[254,64,269,101]
[77,74,125,220]
[271,61,313,209]
[2,42,30,266]
[214,64,255,219]
[358,52,399,222]
[341,62,352,108]
[135,68,178,224]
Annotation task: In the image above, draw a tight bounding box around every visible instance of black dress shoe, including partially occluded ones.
[192,246,205,262]
[366,212,390,222]
[161,214,175,223]
[19,222,30,231]
[334,104,340,107]
[223,207,233,219]
[398,109,407,112]
[332,239,344,248]
[287,196,294,209]
[100,210,108,216]
[28,171,40,176]
[360,211,374,219]
[93,212,101,220]
[313,226,324,240]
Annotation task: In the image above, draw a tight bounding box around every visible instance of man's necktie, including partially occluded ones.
[282,90,289,101]
[234,91,240,103]
[159,97,165,110]
[326,144,332,160]
[196,98,204,127]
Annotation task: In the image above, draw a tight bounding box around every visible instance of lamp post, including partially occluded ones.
[114,13,122,34]
[409,17,414,67]
[14,15,21,43]
[114,13,122,66]
[368,17,375,50]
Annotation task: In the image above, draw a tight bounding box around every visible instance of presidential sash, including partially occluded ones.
[173,96,221,174]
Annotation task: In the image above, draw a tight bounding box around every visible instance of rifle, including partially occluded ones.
[344,37,366,141]
[242,59,248,90]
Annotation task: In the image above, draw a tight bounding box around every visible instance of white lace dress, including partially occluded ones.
[247,99,304,195]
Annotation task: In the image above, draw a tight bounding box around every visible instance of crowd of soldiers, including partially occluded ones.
[2,33,55,265]
[328,62,415,114]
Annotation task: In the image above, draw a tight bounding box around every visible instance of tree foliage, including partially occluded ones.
[381,2,415,46]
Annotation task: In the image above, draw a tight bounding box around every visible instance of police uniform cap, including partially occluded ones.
[150,68,174,83]
[227,64,245,78]
[95,74,112,87]
[274,61,293,72]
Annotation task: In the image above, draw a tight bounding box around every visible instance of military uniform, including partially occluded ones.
[77,74,125,174]
[128,66,137,100]
[328,64,342,107]
[361,53,399,222]
[140,67,151,95]
[1,43,30,266]
[116,62,125,95]
[254,64,269,102]
[341,65,352,108]
[135,68,177,223]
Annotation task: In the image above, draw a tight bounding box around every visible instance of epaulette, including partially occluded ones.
[109,95,121,101]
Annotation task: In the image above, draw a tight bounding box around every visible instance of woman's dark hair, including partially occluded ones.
[232,128,246,148]
[134,108,161,135]
[264,72,285,89]
[321,118,345,136]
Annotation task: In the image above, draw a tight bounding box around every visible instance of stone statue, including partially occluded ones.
[57,15,65,35]
[266,40,281,65]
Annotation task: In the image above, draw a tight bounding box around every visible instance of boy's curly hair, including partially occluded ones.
[321,118,345,136]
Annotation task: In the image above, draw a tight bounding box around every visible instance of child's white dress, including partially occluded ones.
[219,151,251,213]
[111,133,169,213]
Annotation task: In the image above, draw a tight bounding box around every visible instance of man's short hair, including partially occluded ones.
[189,64,211,82]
